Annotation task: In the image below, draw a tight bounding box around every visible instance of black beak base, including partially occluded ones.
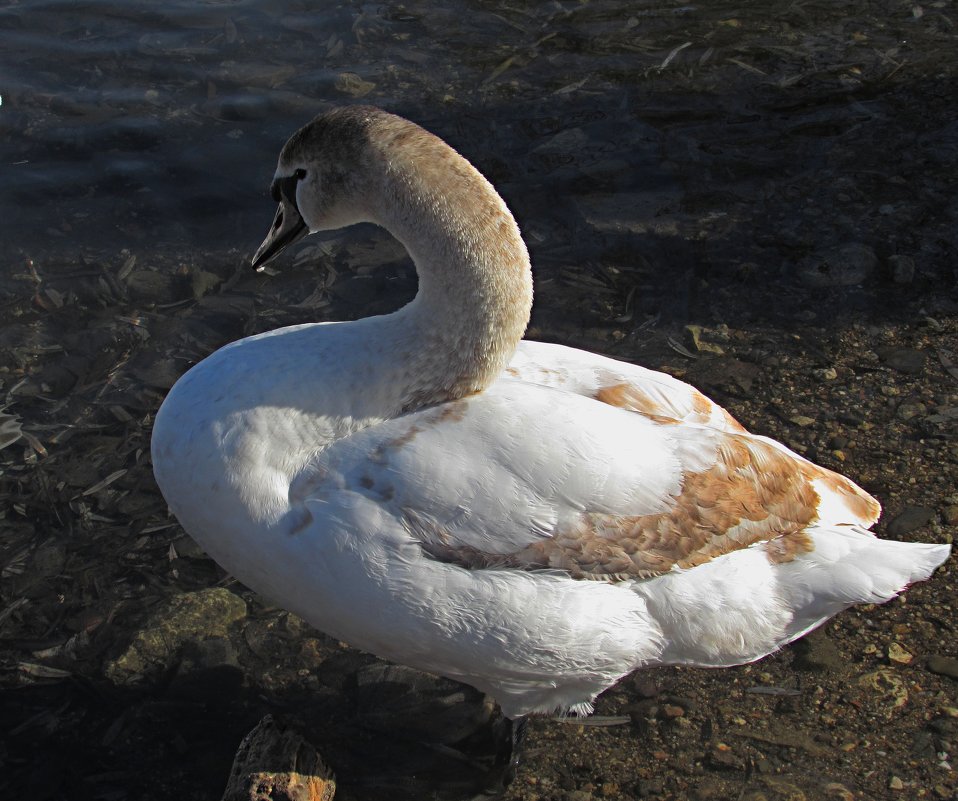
[251,199,309,271]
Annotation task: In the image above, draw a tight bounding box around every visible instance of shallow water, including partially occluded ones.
[2,2,957,800]
[5,0,956,319]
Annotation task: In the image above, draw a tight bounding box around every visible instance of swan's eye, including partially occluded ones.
[269,170,308,204]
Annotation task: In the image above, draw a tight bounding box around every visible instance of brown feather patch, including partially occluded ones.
[806,464,882,524]
[594,383,667,417]
[595,383,747,432]
[415,433,826,580]
[765,530,816,564]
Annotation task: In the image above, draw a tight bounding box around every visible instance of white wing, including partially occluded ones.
[293,380,682,554]
[507,340,748,433]
[290,374,879,579]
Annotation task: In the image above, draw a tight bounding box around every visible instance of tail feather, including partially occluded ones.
[633,526,950,669]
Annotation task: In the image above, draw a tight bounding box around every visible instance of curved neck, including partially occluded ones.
[366,133,533,411]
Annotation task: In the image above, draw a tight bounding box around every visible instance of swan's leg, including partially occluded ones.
[481,715,528,796]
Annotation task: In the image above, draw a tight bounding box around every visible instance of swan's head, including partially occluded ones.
[252,106,383,271]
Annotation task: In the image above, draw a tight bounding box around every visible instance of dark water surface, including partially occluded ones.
[5,0,954,309]
[2,2,958,801]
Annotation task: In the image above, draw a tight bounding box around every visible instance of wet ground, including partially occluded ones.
[2,1,957,799]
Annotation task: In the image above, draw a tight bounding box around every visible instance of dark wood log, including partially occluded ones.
[221,715,335,801]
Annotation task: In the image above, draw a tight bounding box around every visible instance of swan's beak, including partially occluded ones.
[251,198,309,272]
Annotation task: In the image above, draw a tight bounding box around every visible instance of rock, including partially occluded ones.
[172,534,209,560]
[688,357,760,395]
[927,406,958,424]
[532,127,589,154]
[789,415,816,427]
[708,742,745,770]
[824,783,855,801]
[741,777,808,800]
[573,189,683,237]
[888,775,904,791]
[106,588,247,684]
[927,655,958,680]
[837,410,865,426]
[888,642,914,665]
[685,324,726,355]
[896,400,927,421]
[125,269,181,304]
[192,269,222,299]
[334,72,375,97]
[886,506,936,537]
[876,346,926,374]
[857,668,909,714]
[797,243,877,287]
[813,367,838,381]
[889,254,915,283]
[943,505,958,526]
[792,629,845,672]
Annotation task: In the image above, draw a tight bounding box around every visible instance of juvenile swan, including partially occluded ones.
[152,106,949,750]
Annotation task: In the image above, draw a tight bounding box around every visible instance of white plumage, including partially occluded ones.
[152,106,949,722]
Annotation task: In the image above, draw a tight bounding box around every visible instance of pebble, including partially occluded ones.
[191,268,222,300]
[708,742,744,770]
[857,669,909,713]
[335,72,376,97]
[943,505,958,526]
[824,783,855,801]
[896,400,926,421]
[877,346,926,374]
[889,776,904,791]
[813,367,838,381]
[685,324,726,355]
[797,242,877,287]
[887,506,936,537]
[927,655,958,680]
[888,642,914,664]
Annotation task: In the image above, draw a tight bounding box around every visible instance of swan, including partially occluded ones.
[151,105,950,781]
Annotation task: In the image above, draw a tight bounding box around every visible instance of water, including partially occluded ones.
[0,1,802,270]
[4,0,955,320]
